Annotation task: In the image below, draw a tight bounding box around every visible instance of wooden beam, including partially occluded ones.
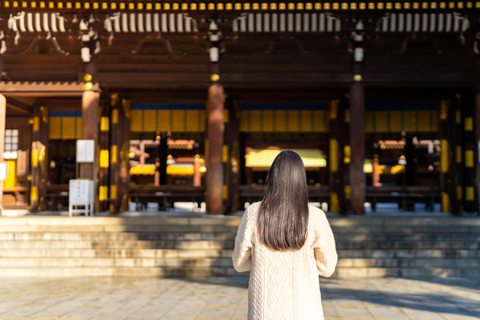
[206,83,225,214]
[6,98,33,116]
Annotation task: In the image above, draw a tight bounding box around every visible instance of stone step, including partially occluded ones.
[0,231,478,242]
[0,232,236,241]
[1,266,480,278]
[0,248,478,259]
[338,249,480,259]
[333,267,480,278]
[336,240,479,250]
[0,224,241,233]
[0,248,234,258]
[1,216,479,227]
[0,257,234,268]
[336,258,480,268]
[1,256,479,269]
[0,240,234,249]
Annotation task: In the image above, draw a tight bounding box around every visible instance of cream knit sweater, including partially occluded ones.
[232,202,338,320]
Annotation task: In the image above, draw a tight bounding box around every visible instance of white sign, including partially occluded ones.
[69,179,94,203]
[0,163,6,180]
[76,140,95,163]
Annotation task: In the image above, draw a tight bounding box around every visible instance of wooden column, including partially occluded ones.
[207,83,225,214]
[98,104,110,212]
[109,95,131,213]
[30,104,49,212]
[158,132,168,185]
[463,93,476,213]
[79,90,99,212]
[475,91,480,215]
[349,81,365,215]
[224,98,241,214]
[439,99,460,213]
[329,98,350,214]
[453,95,465,214]
[0,94,5,213]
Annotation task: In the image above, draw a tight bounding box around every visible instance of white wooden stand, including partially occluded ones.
[69,179,94,217]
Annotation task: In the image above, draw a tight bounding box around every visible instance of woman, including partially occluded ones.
[232,150,337,320]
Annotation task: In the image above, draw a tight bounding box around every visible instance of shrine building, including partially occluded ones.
[1,0,480,215]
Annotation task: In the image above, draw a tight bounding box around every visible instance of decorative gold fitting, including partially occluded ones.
[353,74,363,82]
[84,73,92,82]
[210,73,220,82]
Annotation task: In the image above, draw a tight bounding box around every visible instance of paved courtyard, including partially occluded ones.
[0,276,479,320]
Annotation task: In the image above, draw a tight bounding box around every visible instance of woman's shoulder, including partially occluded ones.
[245,201,262,215]
[308,204,328,222]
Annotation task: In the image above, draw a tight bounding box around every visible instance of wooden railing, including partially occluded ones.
[366,185,441,211]
[130,185,206,211]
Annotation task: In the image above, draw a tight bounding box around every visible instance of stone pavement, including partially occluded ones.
[0,276,479,320]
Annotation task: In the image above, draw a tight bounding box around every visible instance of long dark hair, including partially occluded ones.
[258,150,309,251]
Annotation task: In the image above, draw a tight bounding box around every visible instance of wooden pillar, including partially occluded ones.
[207,83,225,214]
[349,81,365,215]
[439,99,461,214]
[109,94,131,213]
[0,94,5,213]
[158,132,168,185]
[329,98,349,214]
[462,93,476,213]
[78,90,99,212]
[30,104,49,212]
[224,98,241,214]
[475,91,480,215]
[98,104,110,212]
[453,95,465,214]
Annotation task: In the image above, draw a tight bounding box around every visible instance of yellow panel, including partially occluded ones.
[250,111,261,132]
[62,117,76,140]
[186,110,199,132]
[466,187,475,201]
[157,110,170,132]
[111,145,117,163]
[131,110,143,132]
[223,145,228,163]
[365,111,374,132]
[100,117,109,132]
[275,111,287,132]
[288,110,299,132]
[403,111,416,132]
[389,111,402,132]
[240,111,249,132]
[172,110,185,132]
[49,117,61,139]
[418,111,430,132]
[465,150,474,168]
[431,111,439,132]
[143,110,157,132]
[300,111,312,132]
[441,139,449,173]
[375,111,388,132]
[262,111,274,132]
[313,111,325,132]
[465,117,473,131]
[76,118,82,139]
[200,110,206,132]
[100,149,109,168]
[31,186,38,201]
[3,160,17,188]
[110,185,117,200]
[112,109,118,124]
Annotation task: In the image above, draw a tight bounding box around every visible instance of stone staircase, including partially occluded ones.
[0,214,479,277]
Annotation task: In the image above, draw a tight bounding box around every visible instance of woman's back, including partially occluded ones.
[233,202,337,320]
